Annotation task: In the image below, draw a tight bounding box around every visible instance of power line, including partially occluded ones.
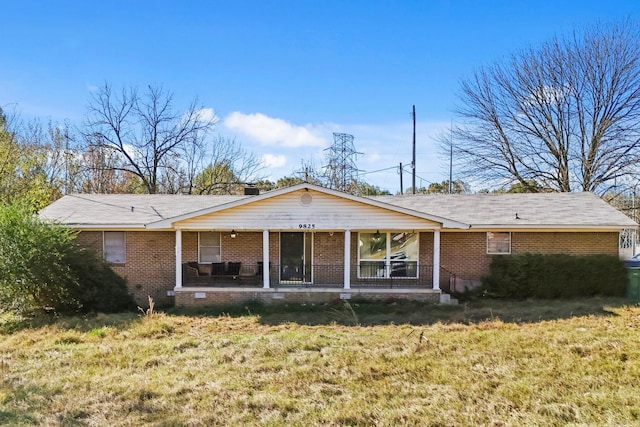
[359,165,399,176]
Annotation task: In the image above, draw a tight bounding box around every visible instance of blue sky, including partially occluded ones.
[2,0,640,193]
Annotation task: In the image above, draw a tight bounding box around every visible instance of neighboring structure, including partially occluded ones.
[40,183,637,307]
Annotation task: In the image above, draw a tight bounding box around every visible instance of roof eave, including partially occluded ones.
[56,224,149,230]
[465,224,637,231]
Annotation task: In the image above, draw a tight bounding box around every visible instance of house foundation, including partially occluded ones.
[174,287,441,307]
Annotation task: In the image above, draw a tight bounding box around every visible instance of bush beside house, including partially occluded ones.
[0,203,134,314]
[483,253,627,299]
[65,247,136,313]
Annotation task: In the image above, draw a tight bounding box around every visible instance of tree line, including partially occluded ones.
[0,83,268,210]
[1,82,398,211]
[5,20,640,211]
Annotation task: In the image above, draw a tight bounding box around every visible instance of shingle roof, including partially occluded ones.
[371,192,636,228]
[39,188,637,230]
[39,194,247,227]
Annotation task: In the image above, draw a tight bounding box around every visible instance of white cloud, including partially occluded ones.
[196,107,218,123]
[122,143,139,160]
[224,112,327,148]
[217,114,452,193]
[261,153,288,168]
[86,83,99,92]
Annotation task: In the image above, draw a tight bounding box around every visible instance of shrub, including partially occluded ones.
[65,246,135,314]
[483,253,626,299]
[0,202,79,313]
[0,203,134,314]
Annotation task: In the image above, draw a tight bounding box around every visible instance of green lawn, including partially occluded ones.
[0,297,639,426]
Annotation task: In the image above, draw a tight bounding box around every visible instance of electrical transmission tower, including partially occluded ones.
[323,132,362,193]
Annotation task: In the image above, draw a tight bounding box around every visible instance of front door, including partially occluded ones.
[280,232,312,283]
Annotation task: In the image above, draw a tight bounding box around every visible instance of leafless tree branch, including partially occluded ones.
[447,20,640,194]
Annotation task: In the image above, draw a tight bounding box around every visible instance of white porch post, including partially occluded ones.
[432,229,440,290]
[343,229,351,289]
[175,228,182,288]
[262,229,270,289]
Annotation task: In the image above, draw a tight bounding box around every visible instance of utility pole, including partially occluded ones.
[449,121,453,194]
[411,105,416,194]
[399,162,403,195]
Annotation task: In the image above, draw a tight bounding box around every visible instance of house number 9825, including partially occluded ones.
[299,224,315,229]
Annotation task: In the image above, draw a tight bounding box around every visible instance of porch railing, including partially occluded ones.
[351,264,433,288]
[182,262,455,290]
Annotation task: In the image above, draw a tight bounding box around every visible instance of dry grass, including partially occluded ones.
[0,297,639,426]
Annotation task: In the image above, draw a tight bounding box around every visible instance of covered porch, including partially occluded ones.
[172,228,454,302]
[174,228,447,290]
[144,184,470,306]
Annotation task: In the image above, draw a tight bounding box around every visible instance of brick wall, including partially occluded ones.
[75,231,103,251]
[76,230,176,308]
[441,232,489,280]
[182,232,198,264]
[513,232,618,256]
[419,232,434,268]
[76,229,621,307]
[441,231,620,281]
[314,232,344,284]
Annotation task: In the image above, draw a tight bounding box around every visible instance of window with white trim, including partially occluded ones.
[199,232,221,263]
[487,232,511,254]
[358,232,419,278]
[104,231,126,264]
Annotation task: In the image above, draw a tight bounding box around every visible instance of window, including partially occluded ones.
[358,232,418,278]
[104,231,126,264]
[487,232,511,254]
[199,232,221,263]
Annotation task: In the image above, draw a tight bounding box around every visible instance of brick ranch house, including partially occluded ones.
[40,183,637,307]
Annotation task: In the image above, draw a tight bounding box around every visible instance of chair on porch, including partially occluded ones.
[212,262,226,276]
[187,262,212,276]
[184,262,214,286]
[227,262,241,276]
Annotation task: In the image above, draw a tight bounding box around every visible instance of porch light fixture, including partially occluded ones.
[230,230,237,239]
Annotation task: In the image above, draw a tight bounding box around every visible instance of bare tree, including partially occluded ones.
[187,136,264,195]
[449,20,640,194]
[83,83,217,194]
[21,119,82,198]
[75,145,143,194]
